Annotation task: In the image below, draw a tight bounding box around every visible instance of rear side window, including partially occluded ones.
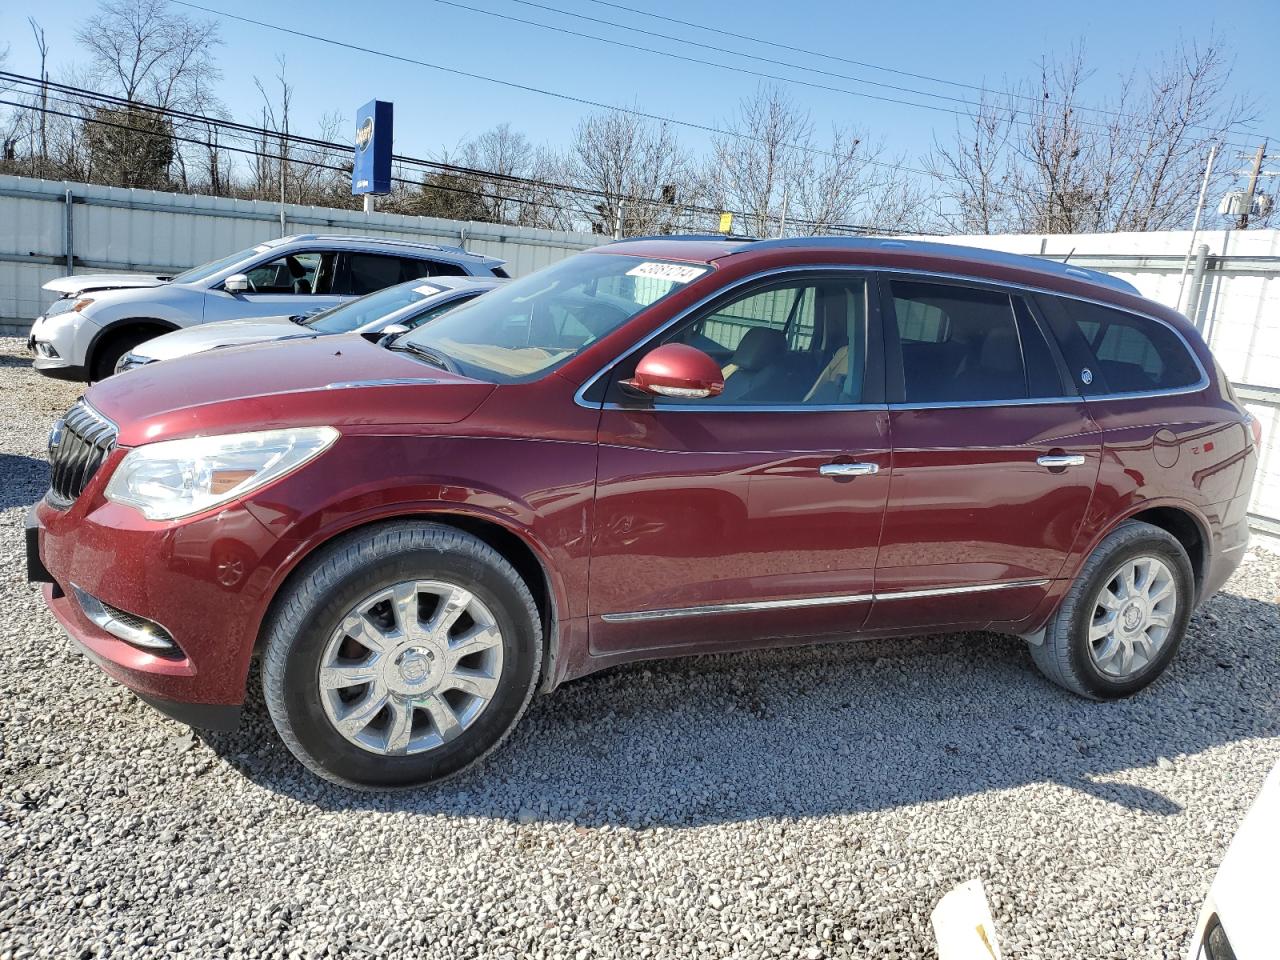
[346,254,466,295]
[1041,297,1202,394]
[887,280,1063,403]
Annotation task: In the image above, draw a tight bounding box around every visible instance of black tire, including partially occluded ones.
[261,521,542,790]
[90,327,157,381]
[1030,520,1194,700]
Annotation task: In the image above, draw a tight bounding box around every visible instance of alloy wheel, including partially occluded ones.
[1087,555,1179,680]
[318,579,504,756]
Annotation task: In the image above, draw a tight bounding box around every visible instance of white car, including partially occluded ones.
[1187,757,1279,959]
[116,276,506,373]
[27,234,507,381]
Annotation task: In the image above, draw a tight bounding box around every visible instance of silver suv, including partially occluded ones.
[28,234,508,381]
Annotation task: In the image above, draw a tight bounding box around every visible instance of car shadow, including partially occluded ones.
[203,587,1280,825]
[0,454,49,509]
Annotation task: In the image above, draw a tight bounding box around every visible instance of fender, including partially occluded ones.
[245,497,569,687]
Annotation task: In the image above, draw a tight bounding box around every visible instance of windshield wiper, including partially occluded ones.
[389,341,458,373]
[288,314,311,325]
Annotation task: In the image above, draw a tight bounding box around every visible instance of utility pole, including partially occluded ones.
[1237,143,1267,230]
[1177,142,1218,313]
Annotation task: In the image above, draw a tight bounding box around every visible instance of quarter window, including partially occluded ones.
[1064,300,1202,394]
[650,278,867,406]
[889,280,1062,403]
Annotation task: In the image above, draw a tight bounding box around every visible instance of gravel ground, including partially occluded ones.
[1,334,1278,960]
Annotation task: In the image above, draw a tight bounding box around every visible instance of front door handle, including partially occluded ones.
[820,462,880,478]
[1036,454,1086,468]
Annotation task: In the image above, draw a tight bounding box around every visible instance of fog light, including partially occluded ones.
[34,341,60,359]
[70,584,181,657]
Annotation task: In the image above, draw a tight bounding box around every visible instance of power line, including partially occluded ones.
[571,0,1278,145]
[167,0,944,181]
[1,88,915,235]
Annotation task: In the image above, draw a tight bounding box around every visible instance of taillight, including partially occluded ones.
[1246,413,1262,449]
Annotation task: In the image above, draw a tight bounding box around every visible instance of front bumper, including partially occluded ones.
[29,483,283,730]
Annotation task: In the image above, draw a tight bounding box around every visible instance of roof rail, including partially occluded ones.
[286,233,488,258]
[610,233,758,244]
[741,236,1140,295]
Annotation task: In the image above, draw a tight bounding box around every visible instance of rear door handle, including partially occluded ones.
[820,462,880,478]
[1036,454,1086,468]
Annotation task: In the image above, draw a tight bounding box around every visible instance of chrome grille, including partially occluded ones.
[49,401,118,504]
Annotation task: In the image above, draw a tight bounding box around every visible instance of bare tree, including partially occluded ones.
[931,40,1252,233]
[707,85,911,237]
[76,0,221,110]
[254,56,292,206]
[562,109,692,235]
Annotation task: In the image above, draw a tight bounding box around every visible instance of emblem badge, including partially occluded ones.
[356,117,374,151]
[47,419,65,460]
[1080,368,1094,385]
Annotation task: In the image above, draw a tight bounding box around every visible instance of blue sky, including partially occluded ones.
[3,0,1278,176]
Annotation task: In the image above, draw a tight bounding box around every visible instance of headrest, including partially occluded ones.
[732,327,787,372]
[980,327,1020,374]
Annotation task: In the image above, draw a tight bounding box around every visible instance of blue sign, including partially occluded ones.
[352,100,393,195]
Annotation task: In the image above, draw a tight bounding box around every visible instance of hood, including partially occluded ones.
[43,273,169,296]
[136,315,309,362]
[86,334,496,447]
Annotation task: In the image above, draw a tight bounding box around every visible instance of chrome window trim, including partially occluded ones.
[574,264,878,413]
[600,578,1050,623]
[573,263,1211,412]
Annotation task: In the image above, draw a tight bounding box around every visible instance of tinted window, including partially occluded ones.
[648,278,867,406]
[889,280,1036,403]
[1064,300,1202,393]
[347,254,466,295]
[242,251,337,295]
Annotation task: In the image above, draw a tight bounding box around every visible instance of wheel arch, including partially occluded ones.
[86,317,181,370]
[1078,500,1210,599]
[255,507,564,693]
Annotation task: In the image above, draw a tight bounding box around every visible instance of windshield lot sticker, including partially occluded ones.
[626,262,707,284]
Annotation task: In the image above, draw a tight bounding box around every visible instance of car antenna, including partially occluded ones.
[1062,247,1076,264]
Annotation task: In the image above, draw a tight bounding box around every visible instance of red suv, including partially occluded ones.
[28,237,1259,789]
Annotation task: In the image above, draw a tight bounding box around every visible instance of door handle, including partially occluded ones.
[820,462,880,478]
[1036,454,1086,468]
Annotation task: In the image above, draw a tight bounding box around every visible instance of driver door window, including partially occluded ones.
[242,252,337,295]
[655,278,868,406]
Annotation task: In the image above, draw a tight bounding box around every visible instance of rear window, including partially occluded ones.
[1058,299,1202,394]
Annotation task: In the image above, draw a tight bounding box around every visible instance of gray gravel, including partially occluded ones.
[2,334,1278,960]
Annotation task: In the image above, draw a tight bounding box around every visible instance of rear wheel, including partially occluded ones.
[1030,520,1193,699]
[261,521,542,789]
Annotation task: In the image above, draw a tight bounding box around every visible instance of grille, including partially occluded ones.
[49,401,118,504]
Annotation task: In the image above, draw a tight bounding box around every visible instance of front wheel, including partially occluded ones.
[261,521,542,789]
[1030,520,1194,699]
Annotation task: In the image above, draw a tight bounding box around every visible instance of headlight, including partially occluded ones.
[44,297,93,318]
[105,427,339,520]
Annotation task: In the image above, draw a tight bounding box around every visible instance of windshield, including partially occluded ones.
[398,254,709,383]
[170,244,272,285]
[305,280,454,334]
